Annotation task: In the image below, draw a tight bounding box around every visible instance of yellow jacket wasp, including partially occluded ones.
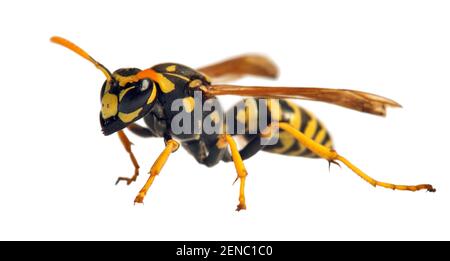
[51,36,435,211]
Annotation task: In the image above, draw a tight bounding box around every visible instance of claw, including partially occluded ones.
[115,177,135,185]
[328,159,341,172]
[115,169,139,185]
[236,203,247,211]
[134,193,145,204]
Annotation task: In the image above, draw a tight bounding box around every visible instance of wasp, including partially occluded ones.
[51,36,435,211]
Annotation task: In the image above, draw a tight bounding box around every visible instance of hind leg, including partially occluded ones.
[273,123,435,192]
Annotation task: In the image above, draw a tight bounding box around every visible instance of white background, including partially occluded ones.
[1,0,449,240]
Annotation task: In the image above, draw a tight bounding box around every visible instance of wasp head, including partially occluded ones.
[100,68,158,135]
[50,37,158,136]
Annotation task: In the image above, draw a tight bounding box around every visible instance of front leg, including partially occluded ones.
[115,130,140,185]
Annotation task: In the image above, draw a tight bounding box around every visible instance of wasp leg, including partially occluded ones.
[184,139,227,167]
[222,134,267,162]
[134,139,179,204]
[275,123,436,192]
[197,54,278,83]
[239,135,268,160]
[115,130,140,185]
[218,135,248,211]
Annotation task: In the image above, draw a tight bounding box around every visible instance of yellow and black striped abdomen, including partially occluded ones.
[263,99,333,158]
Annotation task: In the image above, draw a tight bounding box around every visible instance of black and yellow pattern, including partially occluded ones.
[51,36,435,212]
[272,99,333,157]
[234,98,333,158]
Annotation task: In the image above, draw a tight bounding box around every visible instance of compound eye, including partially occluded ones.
[140,79,149,91]
[100,81,107,100]
[119,85,151,113]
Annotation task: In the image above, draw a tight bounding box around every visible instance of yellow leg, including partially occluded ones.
[134,139,179,204]
[115,130,140,185]
[222,135,248,211]
[276,122,435,192]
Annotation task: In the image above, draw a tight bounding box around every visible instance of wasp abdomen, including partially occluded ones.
[270,99,333,157]
[232,98,334,158]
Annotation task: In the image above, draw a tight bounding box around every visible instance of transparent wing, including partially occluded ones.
[205,84,401,116]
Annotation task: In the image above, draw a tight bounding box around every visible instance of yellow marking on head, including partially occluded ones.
[166,65,176,72]
[118,108,143,123]
[182,97,195,113]
[164,72,190,81]
[101,93,118,119]
[267,99,281,121]
[147,83,157,104]
[189,79,202,88]
[119,87,135,101]
[114,74,139,87]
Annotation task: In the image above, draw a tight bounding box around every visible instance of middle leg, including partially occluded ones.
[222,134,269,162]
[218,134,249,211]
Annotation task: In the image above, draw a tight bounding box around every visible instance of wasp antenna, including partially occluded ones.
[50,36,112,81]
